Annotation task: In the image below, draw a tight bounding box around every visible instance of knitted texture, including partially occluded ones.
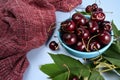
[0,0,82,80]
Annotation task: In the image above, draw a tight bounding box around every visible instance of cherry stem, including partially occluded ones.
[93,56,103,65]
[94,61,118,73]
[100,64,118,73]
[78,70,83,79]
[96,55,103,62]
[82,38,88,52]
[104,11,113,14]
[47,23,56,33]
[55,45,59,50]
[100,68,118,73]
[90,55,101,61]
[94,46,101,58]
[94,46,98,51]
[63,64,70,80]
[86,34,100,52]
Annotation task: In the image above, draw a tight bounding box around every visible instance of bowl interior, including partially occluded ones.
[58,30,114,58]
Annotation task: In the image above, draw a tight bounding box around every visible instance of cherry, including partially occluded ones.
[72,13,88,26]
[85,3,103,13]
[72,77,79,80]
[85,5,92,13]
[62,33,77,45]
[76,27,90,40]
[98,31,111,45]
[89,40,101,51]
[100,21,112,32]
[92,3,98,12]
[61,20,76,33]
[75,41,86,51]
[91,11,105,21]
[88,20,99,33]
[76,27,84,38]
[69,76,79,80]
[97,8,103,12]
[49,41,59,50]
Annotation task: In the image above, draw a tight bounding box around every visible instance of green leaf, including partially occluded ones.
[103,43,120,59]
[115,68,120,74]
[112,21,120,37]
[118,30,120,34]
[49,53,90,77]
[80,11,91,15]
[103,43,120,68]
[104,57,120,67]
[89,70,104,80]
[75,10,91,15]
[40,63,66,78]
[115,41,120,51]
[53,72,69,80]
[102,21,120,72]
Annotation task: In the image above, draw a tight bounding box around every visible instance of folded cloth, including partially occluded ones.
[0,0,82,80]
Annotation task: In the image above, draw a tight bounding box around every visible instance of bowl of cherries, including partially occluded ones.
[58,3,114,58]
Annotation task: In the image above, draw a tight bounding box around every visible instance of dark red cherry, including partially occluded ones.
[76,27,84,37]
[72,13,88,26]
[76,27,90,40]
[75,41,86,51]
[49,41,59,50]
[69,76,79,80]
[62,33,77,45]
[81,29,90,40]
[85,5,92,13]
[100,21,112,32]
[89,40,101,51]
[97,8,103,12]
[92,3,98,11]
[98,31,111,45]
[91,11,105,21]
[61,20,76,33]
[88,20,99,33]
[93,8,103,12]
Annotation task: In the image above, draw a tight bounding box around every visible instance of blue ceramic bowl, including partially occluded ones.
[58,30,114,59]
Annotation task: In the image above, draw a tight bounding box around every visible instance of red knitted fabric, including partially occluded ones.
[0,0,82,80]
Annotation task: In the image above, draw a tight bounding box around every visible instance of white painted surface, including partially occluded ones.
[23,0,120,80]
